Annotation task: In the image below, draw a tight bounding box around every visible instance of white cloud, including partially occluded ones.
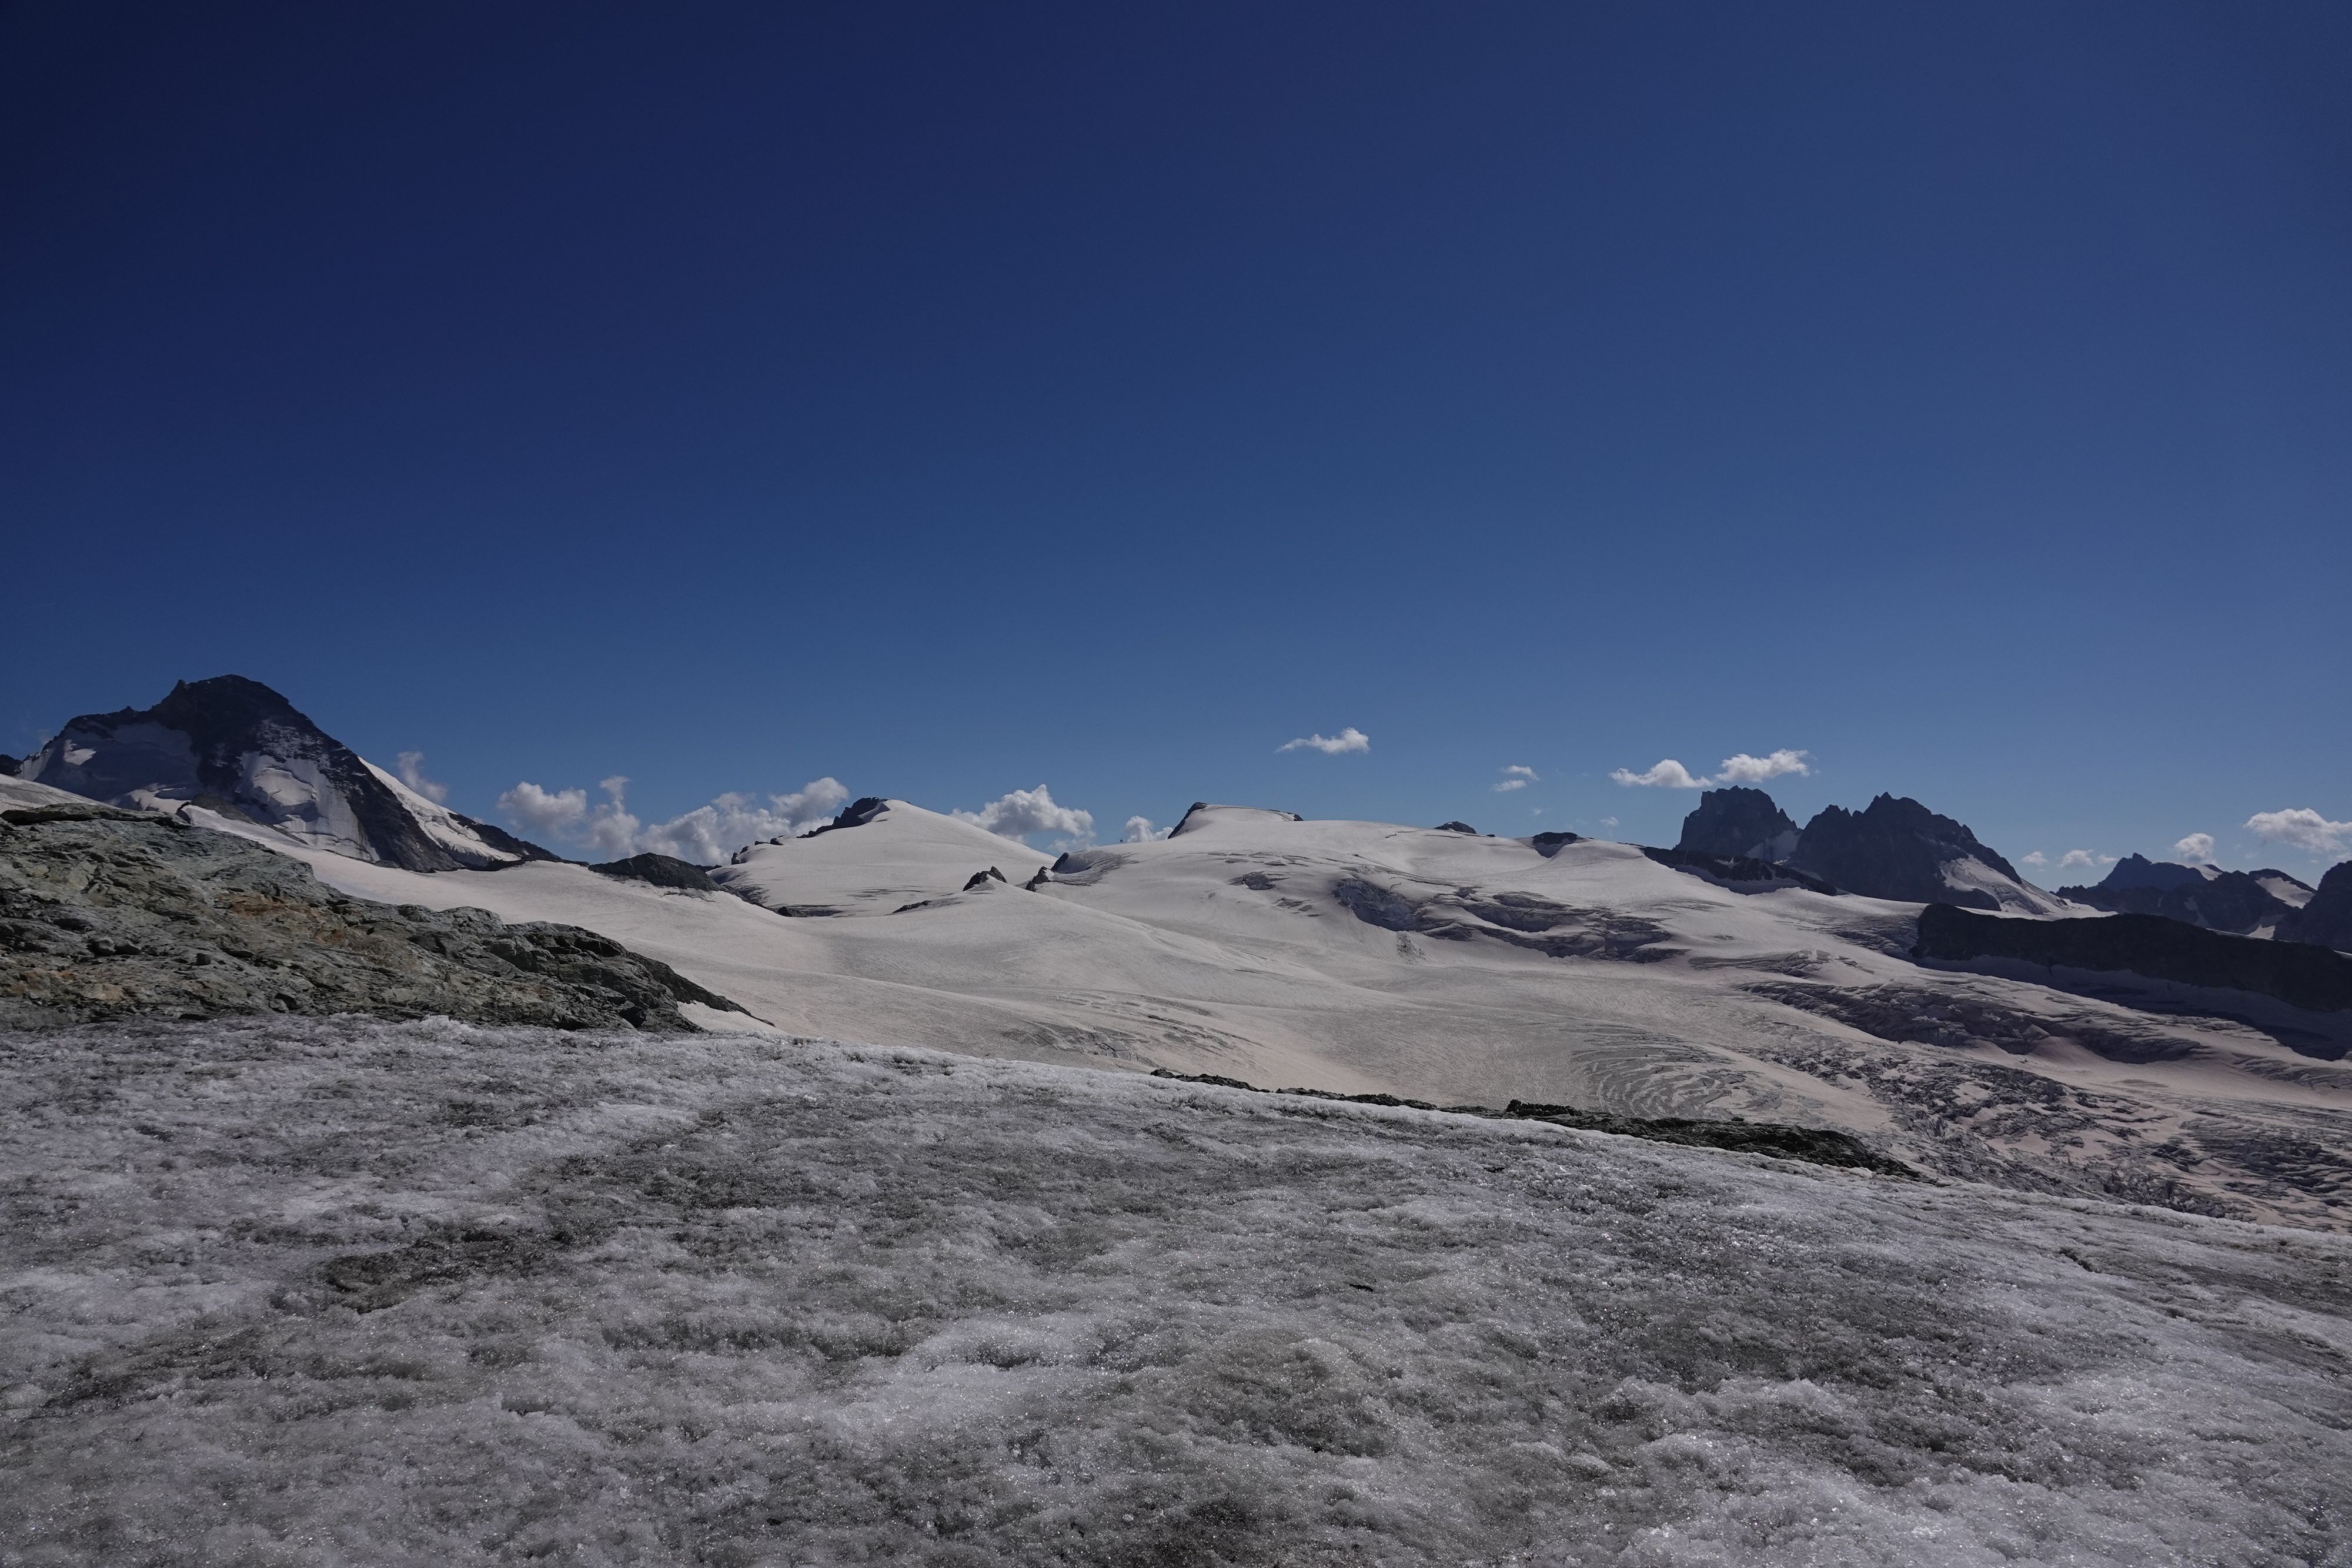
[1611,748,1813,790]
[1715,749,1813,784]
[2023,851,2049,869]
[1122,815,1172,843]
[2246,808,2352,857]
[2173,833,2216,865]
[1600,816,1618,828]
[1609,759,1709,789]
[1278,727,1370,755]
[1493,765,1537,793]
[497,775,849,864]
[395,750,449,804]
[2058,850,2098,872]
[953,784,1096,848]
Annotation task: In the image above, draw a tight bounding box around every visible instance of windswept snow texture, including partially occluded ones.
[1,1018,2348,1566]
[219,804,2352,1229]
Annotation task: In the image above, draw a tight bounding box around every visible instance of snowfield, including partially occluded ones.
[4,1017,2349,1566]
[209,800,2352,1231]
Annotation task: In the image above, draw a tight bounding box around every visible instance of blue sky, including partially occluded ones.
[4,2,2347,874]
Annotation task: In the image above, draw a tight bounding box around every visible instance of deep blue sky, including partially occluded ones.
[5,2,2348,871]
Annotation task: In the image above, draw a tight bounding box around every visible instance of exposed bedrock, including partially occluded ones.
[0,802,744,1030]
[1330,877,1678,961]
[589,853,717,891]
[1915,902,2352,1015]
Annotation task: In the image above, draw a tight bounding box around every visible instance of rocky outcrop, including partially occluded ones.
[1145,1069,1913,1176]
[1915,902,2352,1015]
[1676,788,1799,861]
[1642,846,1839,895]
[18,676,554,872]
[0,800,744,1031]
[1434,821,1478,835]
[589,854,718,892]
[2280,861,2352,954]
[796,797,890,838]
[962,867,1008,891]
[1788,795,2033,911]
[2057,855,2305,936]
[1529,831,1582,857]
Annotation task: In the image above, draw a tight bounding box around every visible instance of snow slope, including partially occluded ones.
[3,1016,2347,1566]
[222,800,2352,1229]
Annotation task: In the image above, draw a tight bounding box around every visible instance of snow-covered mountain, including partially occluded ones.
[15,676,554,871]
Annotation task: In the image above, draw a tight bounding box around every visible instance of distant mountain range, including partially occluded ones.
[2057,853,2311,936]
[12,674,2347,964]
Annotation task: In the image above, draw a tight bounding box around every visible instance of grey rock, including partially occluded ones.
[0,807,745,1031]
[589,854,717,892]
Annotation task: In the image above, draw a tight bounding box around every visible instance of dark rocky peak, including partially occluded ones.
[1434,821,1478,835]
[590,854,716,892]
[28,677,453,872]
[1676,788,1799,861]
[1529,831,1583,858]
[2279,861,2352,954]
[0,754,20,775]
[2094,854,2213,893]
[799,796,890,837]
[1786,794,2023,910]
[962,866,1008,891]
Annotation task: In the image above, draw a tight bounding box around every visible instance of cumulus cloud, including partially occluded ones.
[2246,808,2352,857]
[1611,749,1812,790]
[953,784,1096,848]
[1611,749,1812,789]
[1716,750,1814,785]
[1122,815,1172,843]
[1494,765,1538,793]
[1278,728,1370,755]
[395,751,449,804]
[2023,851,2049,869]
[1608,759,1708,789]
[2173,833,2216,865]
[497,775,849,864]
[2057,850,2099,872]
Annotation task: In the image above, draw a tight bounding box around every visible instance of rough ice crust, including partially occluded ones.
[2,1017,2348,1566]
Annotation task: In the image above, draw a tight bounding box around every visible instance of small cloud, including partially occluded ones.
[1715,749,1813,785]
[498,775,849,862]
[2022,851,2049,869]
[2246,808,2352,857]
[1610,749,1812,789]
[1279,727,1370,755]
[953,784,1095,848]
[1609,759,1709,789]
[1493,764,1537,793]
[2173,833,2216,864]
[1122,815,1172,842]
[1600,816,1618,828]
[2057,849,2098,872]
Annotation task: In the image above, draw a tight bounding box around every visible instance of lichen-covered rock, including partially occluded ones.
[0,803,745,1031]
